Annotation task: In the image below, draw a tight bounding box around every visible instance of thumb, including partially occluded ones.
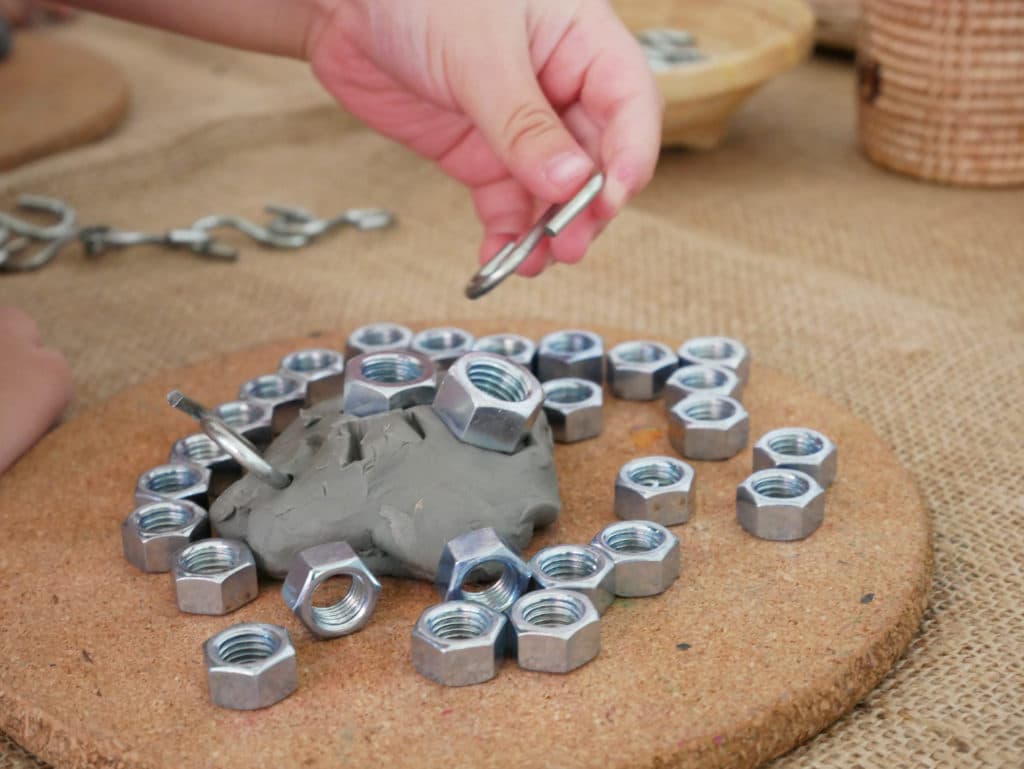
[455,42,593,203]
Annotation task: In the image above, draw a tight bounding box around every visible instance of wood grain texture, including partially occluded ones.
[0,321,931,769]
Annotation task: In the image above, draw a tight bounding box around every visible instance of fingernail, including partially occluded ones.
[602,175,629,214]
[545,152,593,191]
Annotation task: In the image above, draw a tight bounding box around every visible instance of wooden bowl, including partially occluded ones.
[613,0,816,148]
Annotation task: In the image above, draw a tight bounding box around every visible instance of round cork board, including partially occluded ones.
[0,321,931,769]
[0,33,129,171]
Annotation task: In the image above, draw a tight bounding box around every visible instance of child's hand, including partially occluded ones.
[308,0,662,276]
[0,306,73,473]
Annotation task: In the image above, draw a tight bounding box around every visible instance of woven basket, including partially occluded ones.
[858,0,1024,186]
[808,0,861,50]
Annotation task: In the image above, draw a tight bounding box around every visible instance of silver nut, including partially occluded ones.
[212,400,273,448]
[529,544,616,614]
[433,352,544,454]
[753,428,838,488]
[168,433,240,499]
[615,456,695,526]
[737,469,825,541]
[238,372,306,436]
[172,538,259,615]
[509,589,601,674]
[121,500,209,573]
[411,601,507,687]
[664,364,743,408]
[678,336,751,385]
[279,348,345,405]
[203,623,297,710]
[281,541,382,639]
[668,395,750,461]
[542,378,603,444]
[591,520,680,597]
[134,461,211,507]
[346,322,413,358]
[472,333,537,370]
[342,350,436,417]
[607,340,678,400]
[536,329,605,384]
[435,527,532,613]
[411,327,476,374]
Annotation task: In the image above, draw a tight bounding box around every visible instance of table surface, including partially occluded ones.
[1,12,1022,769]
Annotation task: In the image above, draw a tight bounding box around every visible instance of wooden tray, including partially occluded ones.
[0,321,931,769]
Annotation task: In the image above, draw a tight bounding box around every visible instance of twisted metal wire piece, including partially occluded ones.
[0,196,78,272]
[265,204,396,239]
[190,214,311,249]
[78,225,239,260]
[465,173,605,300]
[167,390,292,489]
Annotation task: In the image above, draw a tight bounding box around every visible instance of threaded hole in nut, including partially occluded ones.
[216,629,279,665]
[214,401,264,429]
[427,605,493,640]
[466,360,530,402]
[682,397,736,421]
[685,339,737,361]
[181,542,240,575]
[547,332,595,354]
[478,336,528,357]
[311,574,372,630]
[284,350,339,373]
[458,563,520,610]
[177,434,222,463]
[752,472,810,499]
[545,381,595,405]
[603,523,666,553]
[521,594,586,627]
[678,367,728,389]
[538,548,599,579]
[138,503,194,534]
[360,353,423,383]
[244,375,298,399]
[419,330,467,351]
[359,325,403,346]
[628,459,684,487]
[767,431,824,457]
[145,465,202,493]
[616,343,666,363]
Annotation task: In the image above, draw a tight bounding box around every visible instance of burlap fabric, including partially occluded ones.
[1,15,1021,769]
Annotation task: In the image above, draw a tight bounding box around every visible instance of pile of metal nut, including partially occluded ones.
[637,28,708,71]
[121,323,838,709]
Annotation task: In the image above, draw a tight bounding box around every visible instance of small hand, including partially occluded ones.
[308,0,662,276]
[0,306,73,473]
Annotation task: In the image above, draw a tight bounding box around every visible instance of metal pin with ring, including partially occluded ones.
[167,390,292,490]
[464,173,605,300]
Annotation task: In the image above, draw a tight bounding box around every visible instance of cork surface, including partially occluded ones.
[0,322,931,769]
[0,33,129,172]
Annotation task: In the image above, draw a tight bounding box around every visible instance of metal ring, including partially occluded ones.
[199,414,291,489]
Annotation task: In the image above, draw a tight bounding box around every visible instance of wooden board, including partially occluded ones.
[0,321,931,769]
[0,32,130,171]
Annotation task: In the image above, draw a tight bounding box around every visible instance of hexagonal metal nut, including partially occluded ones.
[238,372,307,436]
[281,541,382,639]
[472,333,537,371]
[678,336,751,385]
[412,327,476,375]
[342,350,436,417]
[212,400,273,449]
[529,544,616,614]
[664,364,743,409]
[435,527,532,614]
[591,520,680,597]
[121,500,209,573]
[433,352,544,454]
[753,428,838,488]
[134,461,211,507]
[607,340,678,401]
[737,469,826,541]
[346,322,414,358]
[668,395,750,461]
[615,456,695,527]
[542,378,603,444]
[168,433,240,499]
[536,329,605,384]
[203,623,297,710]
[279,348,345,405]
[510,589,601,674]
[173,538,259,615]
[411,601,507,687]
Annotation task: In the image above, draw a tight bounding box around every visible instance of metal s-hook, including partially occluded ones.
[264,204,395,239]
[191,214,310,250]
[464,173,604,300]
[0,195,77,240]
